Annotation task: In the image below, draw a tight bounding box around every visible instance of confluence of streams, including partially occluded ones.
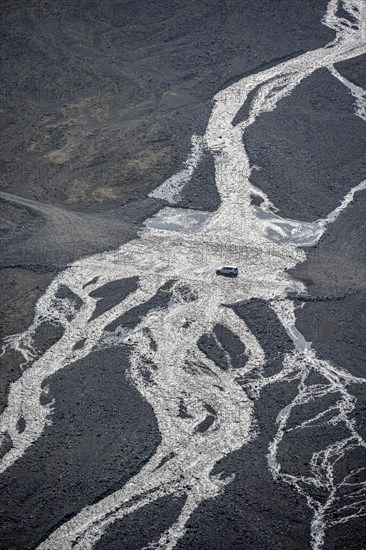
[1,1,366,549]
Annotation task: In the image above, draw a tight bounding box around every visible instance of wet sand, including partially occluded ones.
[1,1,365,549]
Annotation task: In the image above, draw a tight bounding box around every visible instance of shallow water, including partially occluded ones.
[1,2,366,549]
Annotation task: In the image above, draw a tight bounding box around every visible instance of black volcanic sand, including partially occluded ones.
[0,346,160,550]
[98,381,314,550]
[292,189,365,378]
[198,323,248,372]
[175,379,313,550]
[2,1,365,549]
[95,495,187,550]
[244,61,365,221]
[89,276,139,321]
[178,151,220,212]
[0,194,161,337]
[290,189,366,549]
[105,280,175,332]
[0,193,161,410]
[335,53,366,89]
[96,305,308,549]
[233,299,295,379]
[1,0,334,335]
[171,303,311,549]
[243,60,365,550]
[1,0,333,210]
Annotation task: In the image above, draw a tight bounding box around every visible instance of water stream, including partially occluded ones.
[1,1,365,548]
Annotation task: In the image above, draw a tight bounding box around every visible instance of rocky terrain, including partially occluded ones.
[0,1,365,549]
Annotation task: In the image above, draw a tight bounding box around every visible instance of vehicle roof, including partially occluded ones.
[222,265,238,269]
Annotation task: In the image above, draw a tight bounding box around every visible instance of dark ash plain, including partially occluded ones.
[0,1,365,549]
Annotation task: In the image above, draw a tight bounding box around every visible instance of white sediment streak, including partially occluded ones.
[330,66,366,120]
[1,1,366,549]
[149,134,205,203]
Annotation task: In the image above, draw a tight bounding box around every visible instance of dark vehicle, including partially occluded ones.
[216,266,238,277]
